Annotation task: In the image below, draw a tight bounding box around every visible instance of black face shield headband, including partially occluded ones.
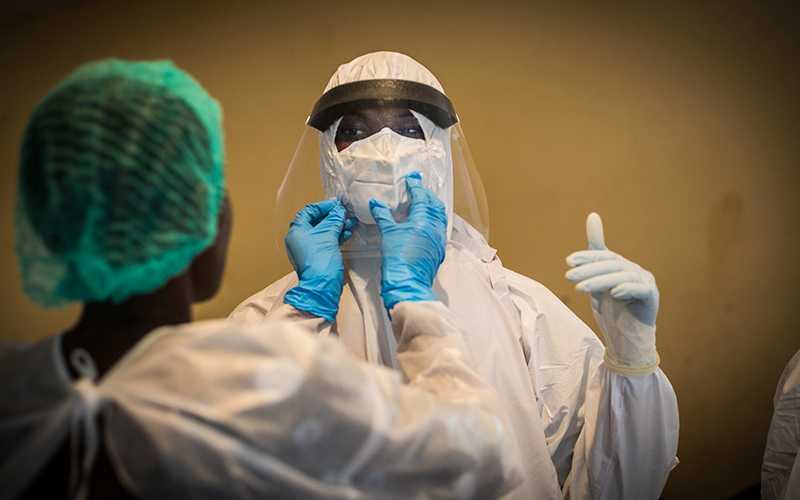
[307,79,458,132]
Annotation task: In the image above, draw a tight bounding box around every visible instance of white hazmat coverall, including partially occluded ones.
[232,51,679,500]
[763,349,800,500]
[0,301,520,500]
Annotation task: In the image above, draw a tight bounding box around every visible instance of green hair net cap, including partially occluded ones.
[16,59,225,306]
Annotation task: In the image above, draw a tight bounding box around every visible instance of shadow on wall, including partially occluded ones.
[706,191,744,286]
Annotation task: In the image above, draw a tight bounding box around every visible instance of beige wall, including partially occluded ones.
[1,1,798,498]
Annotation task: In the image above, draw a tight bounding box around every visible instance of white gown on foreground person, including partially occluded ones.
[232,51,679,499]
[0,301,520,500]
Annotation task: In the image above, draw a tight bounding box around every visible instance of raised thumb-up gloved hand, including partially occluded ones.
[565,213,660,375]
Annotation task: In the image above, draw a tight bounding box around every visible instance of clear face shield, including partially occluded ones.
[275,79,489,259]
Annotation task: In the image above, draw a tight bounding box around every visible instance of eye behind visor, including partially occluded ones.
[335,117,425,151]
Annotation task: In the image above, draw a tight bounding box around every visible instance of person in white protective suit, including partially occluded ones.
[1,58,521,500]
[231,51,680,499]
[762,349,800,500]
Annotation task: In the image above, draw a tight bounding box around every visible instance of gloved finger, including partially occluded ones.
[575,271,639,294]
[406,171,434,206]
[344,216,358,232]
[610,282,653,301]
[586,212,606,250]
[565,259,626,282]
[369,199,396,231]
[316,202,347,234]
[339,218,357,243]
[566,249,618,267]
[292,199,339,228]
[407,176,447,225]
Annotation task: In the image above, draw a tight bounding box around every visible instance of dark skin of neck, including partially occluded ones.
[62,276,194,379]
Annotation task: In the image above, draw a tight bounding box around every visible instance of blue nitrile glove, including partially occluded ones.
[284,200,357,321]
[368,172,448,313]
[565,213,660,375]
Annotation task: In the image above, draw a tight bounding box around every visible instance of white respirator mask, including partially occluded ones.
[320,110,453,227]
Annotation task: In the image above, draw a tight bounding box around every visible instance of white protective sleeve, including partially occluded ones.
[504,269,679,499]
[0,302,520,500]
[762,349,800,500]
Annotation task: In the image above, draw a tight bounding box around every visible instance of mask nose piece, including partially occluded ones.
[371,127,401,159]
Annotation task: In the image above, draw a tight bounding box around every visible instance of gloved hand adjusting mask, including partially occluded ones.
[320,110,453,229]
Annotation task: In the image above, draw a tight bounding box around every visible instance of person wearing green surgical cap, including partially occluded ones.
[16,58,231,373]
[6,58,231,500]
[0,59,521,500]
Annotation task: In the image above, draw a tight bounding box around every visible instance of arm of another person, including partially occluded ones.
[90,297,518,499]
[255,299,521,498]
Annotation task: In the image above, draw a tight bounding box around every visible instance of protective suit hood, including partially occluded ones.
[324,51,446,93]
[274,51,489,258]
